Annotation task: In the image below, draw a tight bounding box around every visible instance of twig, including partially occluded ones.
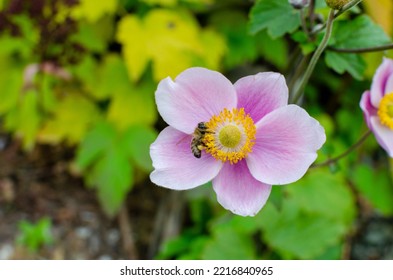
[328,44,393,53]
[311,130,371,168]
[118,205,138,259]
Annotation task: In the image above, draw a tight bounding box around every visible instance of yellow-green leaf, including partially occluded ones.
[5,90,41,150]
[117,16,149,82]
[38,95,101,144]
[141,0,177,6]
[0,56,22,113]
[71,0,118,22]
[107,82,157,130]
[117,9,206,81]
[199,29,226,70]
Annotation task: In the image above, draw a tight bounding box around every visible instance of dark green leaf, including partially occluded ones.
[330,15,391,49]
[256,31,288,69]
[249,0,301,38]
[351,165,393,216]
[325,51,366,80]
[210,11,258,68]
[326,15,391,79]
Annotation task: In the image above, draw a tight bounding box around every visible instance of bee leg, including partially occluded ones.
[197,144,205,151]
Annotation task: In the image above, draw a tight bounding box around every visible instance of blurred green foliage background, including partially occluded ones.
[1,0,393,259]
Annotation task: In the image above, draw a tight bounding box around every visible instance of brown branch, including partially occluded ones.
[328,44,393,53]
[312,130,371,168]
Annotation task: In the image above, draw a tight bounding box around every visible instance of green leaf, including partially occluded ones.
[87,144,134,217]
[210,11,257,68]
[256,31,288,69]
[71,16,114,53]
[75,122,115,170]
[325,51,366,80]
[202,223,256,260]
[257,171,356,259]
[122,125,157,172]
[17,218,53,252]
[330,15,391,49]
[259,200,347,259]
[288,171,356,225]
[351,165,393,216]
[291,31,320,55]
[326,15,391,79]
[249,0,301,38]
[75,121,137,217]
[0,15,39,58]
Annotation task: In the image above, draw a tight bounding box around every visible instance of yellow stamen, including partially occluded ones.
[378,92,393,129]
[204,108,256,164]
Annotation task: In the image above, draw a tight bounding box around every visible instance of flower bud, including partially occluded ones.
[289,0,310,9]
[325,0,351,10]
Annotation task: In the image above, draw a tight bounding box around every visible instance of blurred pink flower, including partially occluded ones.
[360,58,393,157]
[150,67,326,216]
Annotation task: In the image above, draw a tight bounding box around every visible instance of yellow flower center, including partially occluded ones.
[378,92,393,129]
[203,108,256,164]
[219,125,242,148]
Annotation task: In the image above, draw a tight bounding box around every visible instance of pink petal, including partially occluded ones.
[370,58,393,108]
[150,126,222,190]
[360,90,377,128]
[246,105,326,185]
[212,160,272,217]
[155,67,237,134]
[370,116,393,157]
[234,72,288,123]
[385,74,393,94]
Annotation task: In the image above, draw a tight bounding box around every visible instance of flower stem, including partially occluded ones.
[311,130,372,168]
[291,9,335,104]
[288,54,311,94]
[329,43,393,53]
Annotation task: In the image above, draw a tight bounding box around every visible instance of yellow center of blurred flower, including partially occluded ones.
[204,108,256,164]
[378,92,393,129]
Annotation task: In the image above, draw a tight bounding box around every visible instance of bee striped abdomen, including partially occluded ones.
[190,122,209,158]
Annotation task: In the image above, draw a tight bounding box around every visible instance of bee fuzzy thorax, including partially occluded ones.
[190,122,210,158]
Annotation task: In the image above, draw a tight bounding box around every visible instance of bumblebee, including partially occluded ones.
[191,122,209,158]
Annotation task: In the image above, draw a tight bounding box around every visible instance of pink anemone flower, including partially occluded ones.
[360,58,393,157]
[150,67,326,216]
